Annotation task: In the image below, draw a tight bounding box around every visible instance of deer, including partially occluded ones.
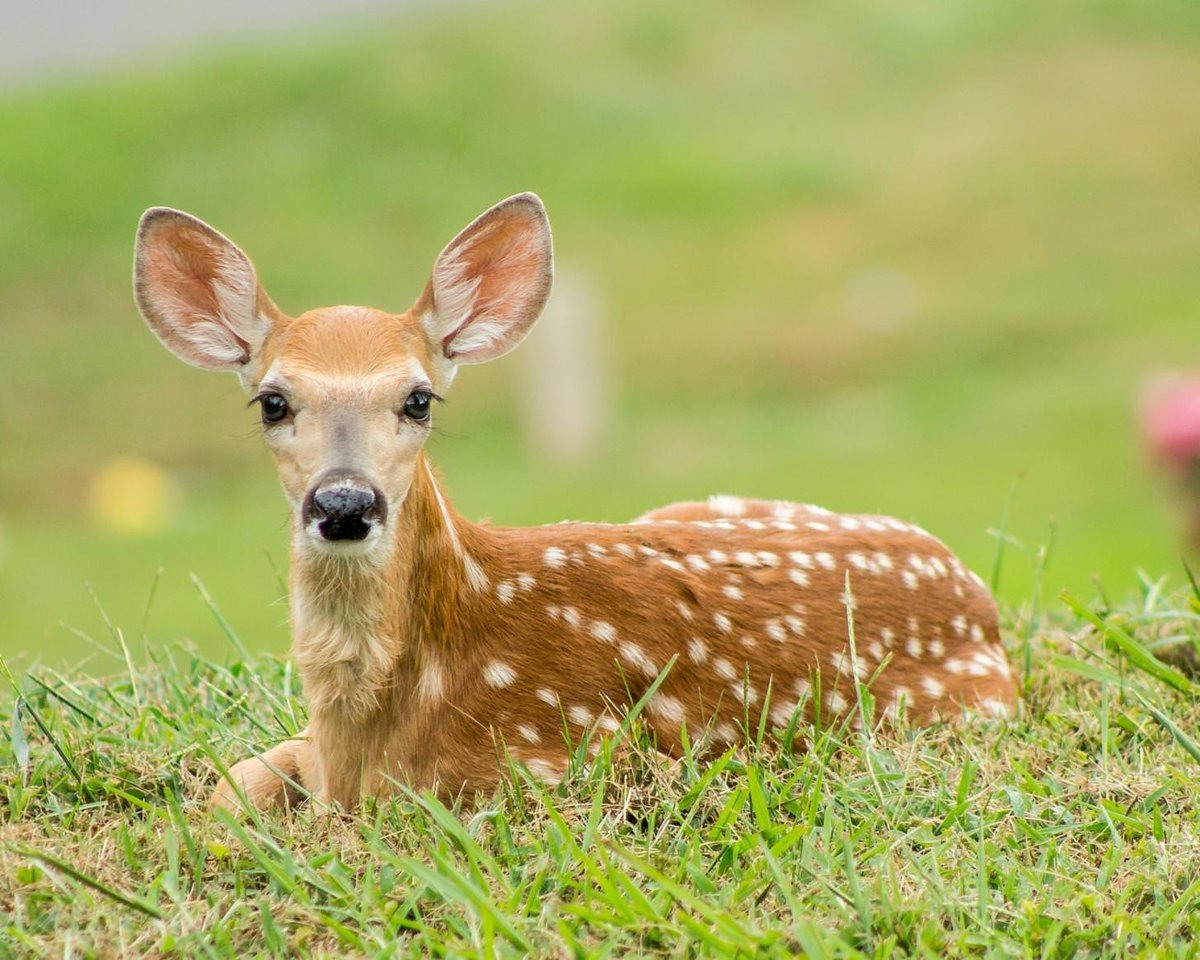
[131,193,1017,814]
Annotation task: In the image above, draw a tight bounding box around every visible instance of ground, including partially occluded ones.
[1,583,1198,956]
[3,0,1200,665]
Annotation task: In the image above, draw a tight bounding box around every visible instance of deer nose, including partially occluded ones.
[304,480,386,542]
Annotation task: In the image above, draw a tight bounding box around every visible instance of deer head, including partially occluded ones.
[133,195,553,559]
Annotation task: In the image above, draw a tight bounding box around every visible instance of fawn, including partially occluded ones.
[132,194,1016,813]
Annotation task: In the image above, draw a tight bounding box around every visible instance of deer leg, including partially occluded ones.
[209,730,315,814]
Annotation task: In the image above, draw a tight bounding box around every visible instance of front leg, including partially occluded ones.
[209,729,316,814]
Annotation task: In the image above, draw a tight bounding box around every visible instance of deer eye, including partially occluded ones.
[404,390,432,422]
[258,393,289,424]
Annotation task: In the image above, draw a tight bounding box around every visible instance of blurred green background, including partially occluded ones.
[2,0,1199,670]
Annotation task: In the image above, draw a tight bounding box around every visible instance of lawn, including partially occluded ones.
[1,585,1198,956]
[3,0,1200,666]
[4,2,1200,950]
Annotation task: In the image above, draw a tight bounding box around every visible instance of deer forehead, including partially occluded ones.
[256,305,438,387]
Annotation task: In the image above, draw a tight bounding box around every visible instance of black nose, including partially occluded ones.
[305,484,384,542]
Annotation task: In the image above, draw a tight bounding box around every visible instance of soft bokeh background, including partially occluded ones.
[2,0,1199,670]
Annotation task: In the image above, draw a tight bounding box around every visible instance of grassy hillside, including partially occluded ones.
[1,590,1198,956]
[3,0,1200,665]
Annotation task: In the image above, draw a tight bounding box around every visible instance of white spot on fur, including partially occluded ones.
[806,521,831,532]
[785,615,805,636]
[660,557,686,573]
[708,549,729,564]
[614,543,636,559]
[828,690,848,712]
[756,551,780,566]
[731,681,759,705]
[516,573,536,592]
[921,676,945,698]
[524,757,563,783]
[686,554,711,572]
[713,612,733,633]
[881,626,896,647]
[516,724,541,744]
[484,659,517,688]
[713,657,736,680]
[543,546,567,568]
[648,694,685,723]
[688,637,709,663]
[816,552,835,570]
[789,569,810,587]
[970,623,986,643]
[418,661,444,703]
[874,552,893,571]
[561,606,581,628]
[496,580,516,604]
[535,687,558,706]
[839,517,861,531]
[723,584,744,601]
[568,705,594,726]
[620,642,658,677]
[905,637,923,659]
[902,571,919,590]
[765,619,787,643]
[708,494,746,516]
[770,699,798,726]
[586,542,607,558]
[590,621,617,644]
[675,600,695,622]
[790,551,813,568]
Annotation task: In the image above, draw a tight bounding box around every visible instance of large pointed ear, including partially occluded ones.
[419,193,553,367]
[133,208,275,372]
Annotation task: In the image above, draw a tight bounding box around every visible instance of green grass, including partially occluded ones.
[2,581,1199,956]
[4,0,1200,664]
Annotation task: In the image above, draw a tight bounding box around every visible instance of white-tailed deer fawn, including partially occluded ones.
[132,194,1016,813]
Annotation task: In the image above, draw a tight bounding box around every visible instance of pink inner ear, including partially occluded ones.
[140,220,254,363]
[439,211,549,360]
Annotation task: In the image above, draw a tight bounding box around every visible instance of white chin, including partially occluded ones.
[303,522,384,557]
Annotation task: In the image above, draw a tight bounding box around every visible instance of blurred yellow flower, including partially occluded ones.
[88,457,180,535]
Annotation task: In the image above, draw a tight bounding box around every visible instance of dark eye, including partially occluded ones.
[258,393,289,424]
[404,390,432,422]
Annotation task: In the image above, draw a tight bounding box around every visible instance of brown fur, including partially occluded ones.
[132,196,1017,815]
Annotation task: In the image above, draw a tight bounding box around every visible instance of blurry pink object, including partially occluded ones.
[1141,374,1200,468]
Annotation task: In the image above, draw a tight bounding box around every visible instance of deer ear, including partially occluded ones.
[420,193,553,367]
[133,208,274,372]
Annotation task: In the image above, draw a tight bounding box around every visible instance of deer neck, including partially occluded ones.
[289,453,481,722]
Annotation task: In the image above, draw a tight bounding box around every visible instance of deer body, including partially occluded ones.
[131,195,1015,813]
